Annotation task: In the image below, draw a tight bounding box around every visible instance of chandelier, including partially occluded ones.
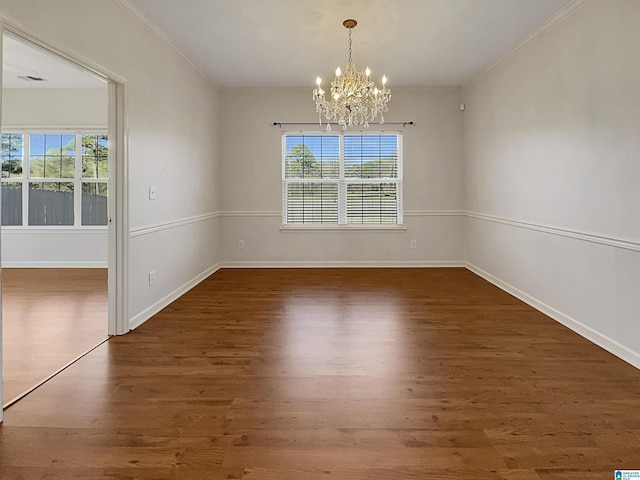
[313,19,391,130]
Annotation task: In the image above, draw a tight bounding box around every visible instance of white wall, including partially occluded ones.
[0,0,221,329]
[1,230,107,268]
[463,0,640,367]
[219,87,465,266]
[2,87,109,267]
[2,87,107,127]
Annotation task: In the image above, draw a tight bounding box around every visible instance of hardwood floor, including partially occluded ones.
[1,268,639,479]
[2,268,108,405]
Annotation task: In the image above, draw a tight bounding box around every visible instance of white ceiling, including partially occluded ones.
[128,0,575,88]
[2,35,105,89]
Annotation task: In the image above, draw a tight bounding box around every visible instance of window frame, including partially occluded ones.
[282,131,404,229]
[1,129,109,229]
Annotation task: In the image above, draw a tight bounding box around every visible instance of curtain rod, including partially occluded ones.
[273,121,414,128]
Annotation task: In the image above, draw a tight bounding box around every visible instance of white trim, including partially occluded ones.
[2,126,107,132]
[218,211,280,217]
[466,211,640,253]
[1,227,107,234]
[107,80,129,336]
[0,261,107,268]
[130,212,220,238]
[220,261,465,269]
[405,210,465,217]
[464,0,590,88]
[0,24,4,423]
[280,225,406,232]
[1,23,127,85]
[74,134,82,225]
[465,262,640,370]
[113,0,216,87]
[128,263,221,331]
[165,210,638,253]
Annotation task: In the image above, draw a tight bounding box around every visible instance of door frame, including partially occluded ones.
[0,21,130,419]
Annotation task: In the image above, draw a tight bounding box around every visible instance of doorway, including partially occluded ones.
[1,31,124,408]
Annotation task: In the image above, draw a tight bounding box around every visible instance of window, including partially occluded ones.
[1,131,108,227]
[283,132,402,226]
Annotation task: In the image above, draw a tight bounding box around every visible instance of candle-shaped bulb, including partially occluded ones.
[382,75,387,85]
[365,67,371,76]
[335,66,342,76]
[316,76,322,86]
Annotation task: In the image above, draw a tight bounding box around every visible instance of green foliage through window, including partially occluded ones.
[82,134,109,179]
[1,133,24,178]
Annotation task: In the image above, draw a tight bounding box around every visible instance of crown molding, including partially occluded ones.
[463,0,591,88]
[112,0,219,88]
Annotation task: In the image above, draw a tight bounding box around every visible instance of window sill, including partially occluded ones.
[280,224,406,232]
[1,226,108,234]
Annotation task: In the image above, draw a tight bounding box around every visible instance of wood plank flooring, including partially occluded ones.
[1,268,639,479]
[2,268,108,404]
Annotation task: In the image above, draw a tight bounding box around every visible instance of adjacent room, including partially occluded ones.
[1,34,109,406]
[0,1,638,479]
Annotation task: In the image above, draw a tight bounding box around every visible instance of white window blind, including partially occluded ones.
[283,132,402,226]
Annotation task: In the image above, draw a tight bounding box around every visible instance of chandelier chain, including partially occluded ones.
[348,27,352,64]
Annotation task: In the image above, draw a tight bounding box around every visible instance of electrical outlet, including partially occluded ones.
[149,186,156,200]
[148,270,156,285]
[411,239,417,249]
[238,240,245,249]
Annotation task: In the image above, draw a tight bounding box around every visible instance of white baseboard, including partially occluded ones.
[128,263,221,331]
[465,262,640,370]
[1,261,108,268]
[219,260,466,269]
